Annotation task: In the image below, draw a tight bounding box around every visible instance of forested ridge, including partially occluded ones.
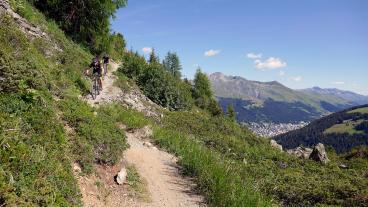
[275,105,368,153]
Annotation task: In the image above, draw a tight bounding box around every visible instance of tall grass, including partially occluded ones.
[153,128,272,207]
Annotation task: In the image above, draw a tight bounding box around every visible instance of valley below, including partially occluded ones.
[243,121,309,137]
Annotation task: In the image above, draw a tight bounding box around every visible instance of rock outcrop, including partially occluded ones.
[0,0,46,38]
[270,139,283,151]
[287,143,330,164]
[287,147,313,159]
[309,143,330,164]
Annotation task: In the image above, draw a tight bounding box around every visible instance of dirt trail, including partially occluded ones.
[87,61,121,106]
[124,129,205,207]
[80,62,205,207]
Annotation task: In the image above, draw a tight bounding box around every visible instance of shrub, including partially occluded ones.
[59,98,128,172]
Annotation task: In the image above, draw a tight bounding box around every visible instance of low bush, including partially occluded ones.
[59,98,128,173]
[0,95,81,206]
[98,104,149,130]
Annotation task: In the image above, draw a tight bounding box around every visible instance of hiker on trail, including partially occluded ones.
[103,54,110,76]
[90,56,103,90]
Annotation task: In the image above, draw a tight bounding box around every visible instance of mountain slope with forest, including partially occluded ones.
[1,1,368,207]
[275,105,368,153]
[210,72,366,123]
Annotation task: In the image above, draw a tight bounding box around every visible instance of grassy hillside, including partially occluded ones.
[1,2,368,207]
[275,105,368,153]
[0,2,127,205]
[149,110,368,206]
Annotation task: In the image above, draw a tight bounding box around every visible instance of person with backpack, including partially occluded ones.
[90,56,103,90]
[102,54,110,76]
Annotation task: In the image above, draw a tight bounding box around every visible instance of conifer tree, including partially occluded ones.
[193,68,213,100]
[149,48,159,64]
[227,104,236,121]
[163,52,182,78]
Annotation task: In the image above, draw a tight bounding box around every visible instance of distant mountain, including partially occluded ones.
[301,87,368,105]
[274,105,368,153]
[209,72,365,123]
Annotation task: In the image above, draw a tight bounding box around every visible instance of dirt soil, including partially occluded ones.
[78,62,205,207]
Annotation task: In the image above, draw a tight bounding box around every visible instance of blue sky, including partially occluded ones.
[112,0,368,95]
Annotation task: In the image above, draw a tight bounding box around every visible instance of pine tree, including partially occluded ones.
[163,52,182,78]
[32,0,127,53]
[193,68,213,100]
[227,104,236,121]
[149,48,159,64]
[208,99,223,116]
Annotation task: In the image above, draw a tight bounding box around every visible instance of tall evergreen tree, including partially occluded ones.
[30,0,127,53]
[227,104,236,121]
[108,32,126,60]
[193,68,213,100]
[163,52,182,78]
[149,48,159,64]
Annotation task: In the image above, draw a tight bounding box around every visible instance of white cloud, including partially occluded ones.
[204,49,221,57]
[254,57,287,70]
[331,81,345,85]
[142,47,152,54]
[279,71,286,76]
[290,76,303,82]
[246,53,262,59]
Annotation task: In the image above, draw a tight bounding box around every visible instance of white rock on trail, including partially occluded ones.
[116,167,127,185]
[143,141,153,148]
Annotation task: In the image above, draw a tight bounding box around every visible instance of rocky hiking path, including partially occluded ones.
[86,61,121,106]
[79,62,205,207]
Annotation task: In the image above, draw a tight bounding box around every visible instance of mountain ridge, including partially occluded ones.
[209,72,367,123]
[274,105,368,153]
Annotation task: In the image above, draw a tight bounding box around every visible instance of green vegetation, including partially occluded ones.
[227,104,236,121]
[0,95,81,206]
[276,105,368,153]
[163,51,182,79]
[0,2,128,205]
[349,107,368,114]
[97,104,149,130]
[119,50,194,110]
[193,69,223,116]
[2,1,368,206]
[324,119,364,135]
[108,32,126,60]
[28,0,127,53]
[152,110,368,206]
[59,99,128,173]
[126,165,150,201]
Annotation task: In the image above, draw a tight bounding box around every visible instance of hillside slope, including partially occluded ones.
[1,1,368,207]
[301,87,368,105]
[274,105,368,153]
[210,72,360,123]
[0,1,129,205]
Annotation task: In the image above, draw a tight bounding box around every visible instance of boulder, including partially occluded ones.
[270,139,283,151]
[116,167,127,185]
[287,147,313,159]
[309,143,330,164]
[143,141,153,148]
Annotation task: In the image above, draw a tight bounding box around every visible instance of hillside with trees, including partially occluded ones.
[0,1,367,206]
[275,105,368,153]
